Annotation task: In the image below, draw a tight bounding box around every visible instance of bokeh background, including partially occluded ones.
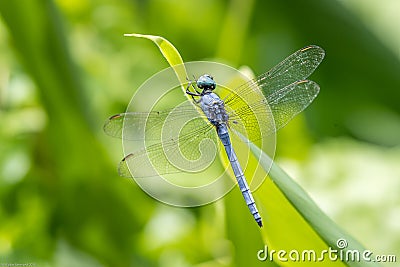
[0,0,399,266]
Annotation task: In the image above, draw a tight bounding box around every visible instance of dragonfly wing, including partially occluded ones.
[267,80,320,131]
[257,45,325,96]
[224,45,324,142]
[224,82,275,144]
[118,116,218,178]
[103,101,201,140]
[227,80,320,141]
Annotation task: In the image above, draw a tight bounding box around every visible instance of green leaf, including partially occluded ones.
[124,33,188,91]
[246,139,381,266]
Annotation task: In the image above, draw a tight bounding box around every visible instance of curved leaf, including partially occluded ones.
[246,138,381,266]
[124,33,188,90]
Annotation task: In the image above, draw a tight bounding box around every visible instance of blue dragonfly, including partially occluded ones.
[104,45,325,227]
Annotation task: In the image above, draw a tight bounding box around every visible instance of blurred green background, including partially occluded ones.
[0,0,399,266]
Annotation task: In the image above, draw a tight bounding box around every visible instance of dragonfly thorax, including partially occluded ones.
[199,92,229,127]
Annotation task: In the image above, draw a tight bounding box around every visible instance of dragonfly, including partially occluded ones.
[104,45,325,227]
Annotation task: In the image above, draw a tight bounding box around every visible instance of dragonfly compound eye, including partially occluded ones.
[197,74,216,90]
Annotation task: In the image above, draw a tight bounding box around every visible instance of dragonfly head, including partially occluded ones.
[196,74,216,92]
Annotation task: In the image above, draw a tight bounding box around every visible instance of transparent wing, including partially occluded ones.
[224,45,324,142]
[104,101,203,141]
[118,117,218,178]
[256,45,324,93]
[266,80,319,131]
[104,100,218,178]
[232,45,324,98]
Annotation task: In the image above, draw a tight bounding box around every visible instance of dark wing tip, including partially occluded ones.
[110,114,122,119]
[117,153,134,178]
[103,113,125,138]
[121,153,134,162]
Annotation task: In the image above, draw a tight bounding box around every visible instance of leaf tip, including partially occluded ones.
[124,33,140,37]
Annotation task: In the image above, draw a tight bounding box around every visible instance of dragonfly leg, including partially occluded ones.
[186,80,201,94]
[186,79,202,102]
